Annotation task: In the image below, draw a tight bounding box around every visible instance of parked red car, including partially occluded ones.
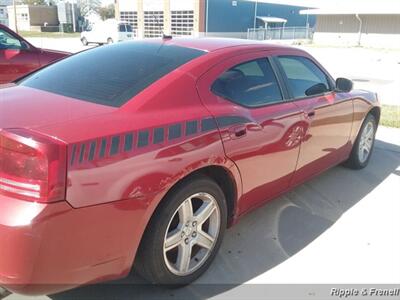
[0,38,380,295]
[0,24,69,83]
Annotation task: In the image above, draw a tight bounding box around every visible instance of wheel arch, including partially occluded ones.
[148,164,240,231]
[368,106,381,124]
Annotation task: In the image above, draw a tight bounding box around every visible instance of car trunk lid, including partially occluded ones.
[0,85,116,131]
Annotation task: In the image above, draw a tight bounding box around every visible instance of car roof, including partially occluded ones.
[146,37,295,53]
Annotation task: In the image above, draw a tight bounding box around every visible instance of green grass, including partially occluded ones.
[381,105,400,128]
[19,31,80,39]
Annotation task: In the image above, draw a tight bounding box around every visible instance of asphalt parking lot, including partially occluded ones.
[3,38,399,299]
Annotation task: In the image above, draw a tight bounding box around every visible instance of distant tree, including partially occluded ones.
[21,0,47,5]
[77,0,101,18]
[98,4,114,21]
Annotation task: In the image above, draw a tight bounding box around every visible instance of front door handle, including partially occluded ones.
[229,125,247,139]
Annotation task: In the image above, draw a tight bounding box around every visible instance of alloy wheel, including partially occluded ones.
[163,192,220,276]
[358,120,375,163]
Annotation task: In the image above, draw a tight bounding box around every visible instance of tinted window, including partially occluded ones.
[19,42,205,107]
[211,58,283,108]
[119,24,126,32]
[277,56,331,99]
[0,29,22,50]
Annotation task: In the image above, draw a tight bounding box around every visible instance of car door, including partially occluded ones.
[274,54,353,186]
[197,52,305,215]
[0,28,39,83]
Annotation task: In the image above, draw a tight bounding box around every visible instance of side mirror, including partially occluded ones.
[305,83,329,96]
[20,40,31,50]
[336,77,353,92]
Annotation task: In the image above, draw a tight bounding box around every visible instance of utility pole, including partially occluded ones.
[71,0,76,32]
[13,0,18,33]
[253,0,258,30]
[205,0,209,35]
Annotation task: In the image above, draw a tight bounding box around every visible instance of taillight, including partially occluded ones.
[0,128,67,203]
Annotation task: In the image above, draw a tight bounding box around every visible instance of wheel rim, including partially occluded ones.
[358,121,374,163]
[163,192,220,276]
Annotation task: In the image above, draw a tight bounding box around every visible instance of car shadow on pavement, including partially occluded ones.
[50,139,400,300]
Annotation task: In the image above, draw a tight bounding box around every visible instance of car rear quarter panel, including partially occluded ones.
[36,66,242,214]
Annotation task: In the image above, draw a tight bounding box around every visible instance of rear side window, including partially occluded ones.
[119,24,126,32]
[211,58,283,108]
[19,42,205,107]
[277,56,331,99]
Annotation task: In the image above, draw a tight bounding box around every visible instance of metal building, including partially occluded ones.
[116,0,314,39]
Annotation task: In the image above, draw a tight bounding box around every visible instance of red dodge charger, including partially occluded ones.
[0,38,380,295]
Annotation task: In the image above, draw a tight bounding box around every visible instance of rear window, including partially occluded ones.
[19,42,206,107]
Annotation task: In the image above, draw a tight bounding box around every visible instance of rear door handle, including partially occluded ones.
[307,111,315,118]
[229,125,247,139]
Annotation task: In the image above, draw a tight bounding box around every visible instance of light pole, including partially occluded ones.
[205,0,209,36]
[253,0,258,30]
[13,0,18,33]
[71,0,76,32]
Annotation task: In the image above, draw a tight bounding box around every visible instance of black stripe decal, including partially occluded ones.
[168,124,182,140]
[216,116,251,128]
[201,118,217,132]
[99,138,107,158]
[138,130,149,148]
[110,136,120,156]
[70,144,77,165]
[153,127,164,144]
[124,133,133,152]
[88,141,96,161]
[79,144,86,163]
[185,120,198,136]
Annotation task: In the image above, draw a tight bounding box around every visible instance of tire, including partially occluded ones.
[135,175,227,286]
[107,38,113,44]
[81,37,88,46]
[343,113,377,169]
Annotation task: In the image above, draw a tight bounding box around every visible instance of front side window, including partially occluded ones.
[211,58,283,108]
[277,56,331,99]
[0,29,22,50]
[19,42,205,107]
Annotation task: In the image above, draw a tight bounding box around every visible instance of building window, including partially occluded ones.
[120,11,138,29]
[171,10,194,36]
[17,13,28,21]
[144,11,164,38]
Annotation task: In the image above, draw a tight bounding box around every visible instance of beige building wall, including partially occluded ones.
[28,5,58,26]
[7,5,58,32]
[314,14,400,48]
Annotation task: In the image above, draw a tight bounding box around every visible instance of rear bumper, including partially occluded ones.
[0,194,147,295]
